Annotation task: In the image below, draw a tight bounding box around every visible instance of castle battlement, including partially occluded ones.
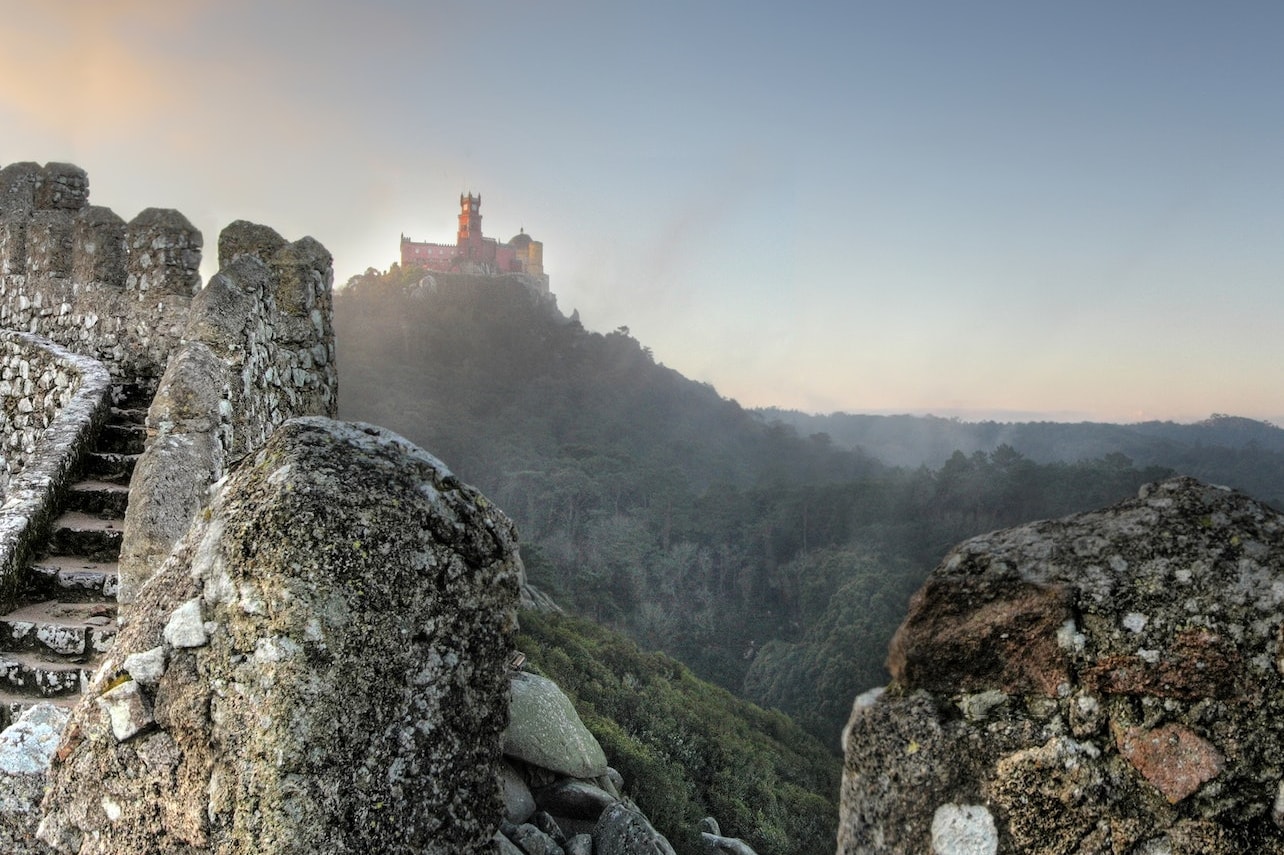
[0,160,339,610]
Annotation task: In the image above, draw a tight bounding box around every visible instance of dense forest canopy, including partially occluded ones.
[335,268,1272,746]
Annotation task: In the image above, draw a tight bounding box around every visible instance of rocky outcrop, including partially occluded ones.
[839,477,1284,854]
[497,668,721,855]
[36,417,521,854]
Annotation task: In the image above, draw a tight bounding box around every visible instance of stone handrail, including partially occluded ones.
[0,330,111,612]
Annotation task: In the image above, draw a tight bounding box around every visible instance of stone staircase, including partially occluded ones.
[0,390,148,729]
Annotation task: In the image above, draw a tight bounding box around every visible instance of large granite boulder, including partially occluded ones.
[38,418,521,854]
[839,477,1284,854]
[507,671,608,779]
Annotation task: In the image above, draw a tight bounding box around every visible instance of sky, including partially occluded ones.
[2,1,1281,425]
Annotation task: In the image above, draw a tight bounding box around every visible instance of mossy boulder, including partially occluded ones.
[39,418,521,854]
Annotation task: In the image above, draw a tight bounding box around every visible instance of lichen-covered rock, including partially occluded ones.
[595,802,678,855]
[839,477,1284,854]
[38,417,521,854]
[507,671,608,779]
[501,760,538,825]
[0,703,68,853]
[534,778,618,821]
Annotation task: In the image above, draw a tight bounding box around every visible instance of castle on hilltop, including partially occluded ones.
[400,194,548,289]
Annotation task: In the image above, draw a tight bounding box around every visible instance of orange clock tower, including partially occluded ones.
[457,193,482,259]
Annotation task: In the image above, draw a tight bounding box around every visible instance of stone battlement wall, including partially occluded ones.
[0,161,338,609]
[0,161,201,396]
[0,331,111,611]
[119,220,337,604]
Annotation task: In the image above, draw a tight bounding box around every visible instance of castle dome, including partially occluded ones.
[508,230,533,248]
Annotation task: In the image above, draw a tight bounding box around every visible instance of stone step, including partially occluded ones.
[0,691,77,731]
[112,383,153,411]
[0,601,116,658]
[0,651,94,698]
[46,512,123,562]
[109,406,147,426]
[97,422,146,455]
[64,479,130,518]
[84,451,138,486]
[28,556,119,600]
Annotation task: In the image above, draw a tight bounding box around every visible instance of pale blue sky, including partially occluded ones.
[2,1,1281,423]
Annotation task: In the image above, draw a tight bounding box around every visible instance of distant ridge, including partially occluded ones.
[758,408,1284,507]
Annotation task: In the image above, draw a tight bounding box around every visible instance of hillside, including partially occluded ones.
[517,610,840,855]
[335,268,1178,745]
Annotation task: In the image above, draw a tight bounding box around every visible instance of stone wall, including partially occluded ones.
[0,331,111,612]
[0,331,104,477]
[118,220,337,604]
[0,162,201,396]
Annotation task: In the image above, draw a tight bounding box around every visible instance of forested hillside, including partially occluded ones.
[517,611,839,855]
[336,268,1174,745]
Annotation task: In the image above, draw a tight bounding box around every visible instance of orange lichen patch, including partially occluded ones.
[887,579,1071,696]
[1085,629,1242,700]
[1116,723,1224,804]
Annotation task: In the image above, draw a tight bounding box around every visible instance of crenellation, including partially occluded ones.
[32,163,88,212]
[124,208,202,297]
[217,219,287,269]
[0,161,337,613]
[0,217,28,276]
[0,163,42,216]
[270,235,331,318]
[0,169,200,392]
[25,210,75,280]
[71,205,127,287]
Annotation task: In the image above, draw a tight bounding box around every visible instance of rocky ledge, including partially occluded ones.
[839,476,1284,854]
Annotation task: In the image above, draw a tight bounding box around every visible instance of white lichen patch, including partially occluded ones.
[189,516,227,585]
[1057,619,1086,653]
[253,635,301,664]
[931,803,997,855]
[123,646,166,685]
[163,599,208,648]
[1123,612,1149,633]
[266,463,293,486]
